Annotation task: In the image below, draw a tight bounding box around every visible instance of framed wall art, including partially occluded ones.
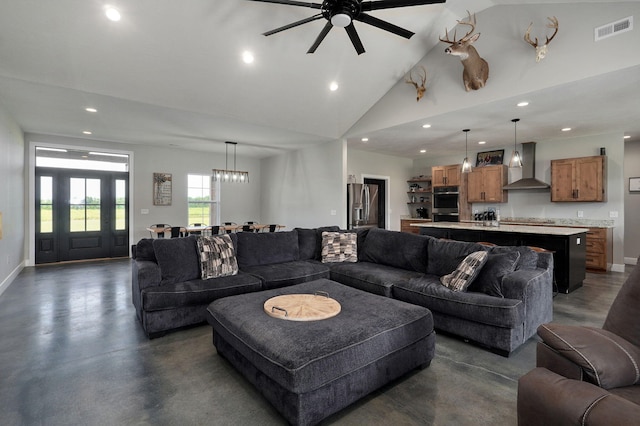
[153,173,172,205]
[630,177,640,193]
[476,149,504,167]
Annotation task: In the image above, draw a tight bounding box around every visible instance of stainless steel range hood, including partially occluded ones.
[503,142,550,190]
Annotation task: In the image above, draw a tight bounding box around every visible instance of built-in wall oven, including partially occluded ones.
[432,186,460,222]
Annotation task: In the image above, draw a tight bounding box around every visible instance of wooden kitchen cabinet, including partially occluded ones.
[400,218,431,234]
[551,155,606,202]
[585,227,613,272]
[467,165,508,203]
[432,164,461,187]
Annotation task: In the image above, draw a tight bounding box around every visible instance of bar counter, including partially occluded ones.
[413,222,588,293]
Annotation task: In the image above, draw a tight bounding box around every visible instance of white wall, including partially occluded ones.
[414,132,626,268]
[24,133,261,263]
[260,140,344,230]
[348,2,640,136]
[0,104,25,297]
[624,139,640,264]
[347,149,414,231]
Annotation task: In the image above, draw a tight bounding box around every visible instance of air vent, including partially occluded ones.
[595,16,633,41]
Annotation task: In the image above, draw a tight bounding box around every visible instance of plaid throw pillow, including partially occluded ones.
[440,251,488,292]
[321,231,357,263]
[196,235,238,279]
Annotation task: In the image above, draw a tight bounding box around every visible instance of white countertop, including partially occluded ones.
[412,222,589,236]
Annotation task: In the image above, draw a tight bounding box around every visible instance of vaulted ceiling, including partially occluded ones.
[0,0,638,159]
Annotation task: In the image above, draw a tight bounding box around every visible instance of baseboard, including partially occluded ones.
[611,263,627,272]
[624,257,638,266]
[0,262,25,298]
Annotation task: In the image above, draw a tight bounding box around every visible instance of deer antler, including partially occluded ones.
[405,66,427,102]
[439,10,477,44]
[525,16,559,62]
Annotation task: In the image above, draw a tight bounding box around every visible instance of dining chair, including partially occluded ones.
[208,225,220,236]
[242,225,252,232]
[188,223,205,235]
[149,224,170,238]
[224,222,237,234]
[170,226,186,238]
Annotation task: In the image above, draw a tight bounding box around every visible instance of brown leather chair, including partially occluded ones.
[517,257,640,425]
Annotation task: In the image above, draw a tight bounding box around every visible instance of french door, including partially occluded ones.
[35,167,129,264]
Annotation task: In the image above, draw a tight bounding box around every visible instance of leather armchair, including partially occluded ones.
[518,257,640,425]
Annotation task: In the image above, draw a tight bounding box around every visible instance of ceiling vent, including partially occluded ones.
[595,16,633,41]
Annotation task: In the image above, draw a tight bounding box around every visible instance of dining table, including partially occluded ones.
[147,224,285,237]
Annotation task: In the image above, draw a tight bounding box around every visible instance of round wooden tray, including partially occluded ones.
[263,292,341,321]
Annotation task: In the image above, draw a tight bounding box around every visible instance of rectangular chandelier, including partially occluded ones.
[213,141,249,183]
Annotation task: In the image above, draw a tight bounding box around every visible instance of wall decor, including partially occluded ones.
[439,11,489,91]
[153,173,172,205]
[476,150,504,167]
[630,177,640,192]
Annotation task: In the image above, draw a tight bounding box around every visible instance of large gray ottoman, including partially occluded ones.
[206,278,435,426]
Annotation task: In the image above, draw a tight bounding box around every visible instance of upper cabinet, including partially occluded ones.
[432,164,461,187]
[467,165,508,203]
[551,155,606,202]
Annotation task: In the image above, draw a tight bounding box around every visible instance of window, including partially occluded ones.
[39,176,53,233]
[70,178,101,232]
[115,179,126,230]
[188,174,219,225]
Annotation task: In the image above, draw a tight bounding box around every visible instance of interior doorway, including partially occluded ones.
[364,177,387,229]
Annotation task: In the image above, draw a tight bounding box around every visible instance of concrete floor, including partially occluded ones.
[0,259,631,425]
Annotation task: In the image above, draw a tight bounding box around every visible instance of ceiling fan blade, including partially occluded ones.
[263,14,324,36]
[345,24,365,55]
[307,21,333,54]
[246,0,322,9]
[356,13,414,39]
[362,0,446,11]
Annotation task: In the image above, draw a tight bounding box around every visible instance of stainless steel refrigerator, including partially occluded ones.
[347,183,379,230]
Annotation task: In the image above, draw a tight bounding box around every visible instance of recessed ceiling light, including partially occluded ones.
[105,7,121,22]
[361,138,369,142]
[329,82,339,91]
[85,107,97,113]
[422,124,431,129]
[420,149,427,153]
[83,131,92,135]
[624,135,631,139]
[562,127,572,132]
[517,101,529,107]
[478,141,486,145]
[242,51,254,64]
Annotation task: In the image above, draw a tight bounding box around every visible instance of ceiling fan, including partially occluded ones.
[248,0,446,55]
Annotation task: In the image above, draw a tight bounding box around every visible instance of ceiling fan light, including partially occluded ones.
[331,13,351,28]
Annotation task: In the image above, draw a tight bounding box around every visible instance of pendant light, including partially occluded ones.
[509,118,523,168]
[212,141,249,183]
[461,129,472,173]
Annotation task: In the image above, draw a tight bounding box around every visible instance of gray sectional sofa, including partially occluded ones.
[132,226,554,355]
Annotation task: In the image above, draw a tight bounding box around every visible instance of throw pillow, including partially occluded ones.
[321,231,357,263]
[468,251,521,297]
[196,235,238,279]
[440,251,488,292]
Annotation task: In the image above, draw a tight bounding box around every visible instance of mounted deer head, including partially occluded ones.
[405,66,427,102]
[524,16,559,62]
[439,11,489,91]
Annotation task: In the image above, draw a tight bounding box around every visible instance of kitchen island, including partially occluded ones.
[413,222,589,293]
